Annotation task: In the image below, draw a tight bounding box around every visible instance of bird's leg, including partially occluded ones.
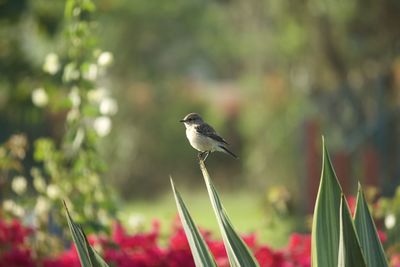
[203,151,210,161]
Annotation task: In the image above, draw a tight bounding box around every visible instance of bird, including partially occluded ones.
[180,113,238,161]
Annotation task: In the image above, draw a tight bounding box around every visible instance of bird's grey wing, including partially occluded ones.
[195,123,228,144]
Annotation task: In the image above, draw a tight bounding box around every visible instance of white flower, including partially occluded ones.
[87,88,108,103]
[3,199,16,212]
[43,53,60,75]
[35,197,50,216]
[127,214,145,229]
[32,88,49,107]
[67,108,80,123]
[100,97,118,115]
[97,209,110,225]
[33,175,46,192]
[47,184,60,199]
[63,63,80,82]
[385,213,396,229]
[93,116,112,137]
[83,64,98,81]
[14,205,25,217]
[11,176,27,195]
[69,87,81,107]
[98,51,113,67]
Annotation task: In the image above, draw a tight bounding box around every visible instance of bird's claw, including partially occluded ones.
[198,151,210,162]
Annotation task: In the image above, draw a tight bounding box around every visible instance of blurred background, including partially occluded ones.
[1,0,400,249]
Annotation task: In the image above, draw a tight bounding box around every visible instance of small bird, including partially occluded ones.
[180,113,238,161]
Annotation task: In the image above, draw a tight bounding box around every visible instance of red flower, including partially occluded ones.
[346,196,357,217]
[255,246,286,267]
[0,248,35,267]
[286,233,311,266]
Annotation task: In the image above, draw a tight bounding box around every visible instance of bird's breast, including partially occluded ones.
[186,127,214,152]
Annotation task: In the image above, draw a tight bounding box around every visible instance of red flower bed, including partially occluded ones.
[0,217,394,267]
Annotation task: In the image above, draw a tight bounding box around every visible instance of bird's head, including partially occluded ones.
[180,113,203,127]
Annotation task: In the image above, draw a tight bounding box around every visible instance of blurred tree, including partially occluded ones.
[96,0,400,200]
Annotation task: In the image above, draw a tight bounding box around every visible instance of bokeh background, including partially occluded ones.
[1,0,400,252]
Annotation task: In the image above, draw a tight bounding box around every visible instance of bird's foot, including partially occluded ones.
[198,151,210,162]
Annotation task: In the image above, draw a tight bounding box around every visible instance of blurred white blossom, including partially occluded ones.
[32,88,49,107]
[14,205,25,217]
[11,176,27,195]
[98,51,113,67]
[83,64,98,81]
[33,174,47,192]
[67,108,80,123]
[35,197,50,216]
[385,213,396,229]
[43,53,60,75]
[100,97,118,115]
[3,199,16,212]
[97,209,110,225]
[69,87,81,107]
[127,214,145,230]
[3,200,24,217]
[93,116,112,137]
[63,63,80,82]
[47,184,60,199]
[87,88,108,103]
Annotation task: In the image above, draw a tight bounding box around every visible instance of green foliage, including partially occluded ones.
[311,138,343,267]
[0,0,117,256]
[64,202,109,267]
[337,195,366,267]
[354,185,388,267]
[199,161,259,267]
[170,178,217,267]
[311,138,387,267]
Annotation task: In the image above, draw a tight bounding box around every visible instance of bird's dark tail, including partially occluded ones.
[219,145,238,159]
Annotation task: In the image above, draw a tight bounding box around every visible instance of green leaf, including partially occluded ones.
[64,201,109,267]
[311,137,344,267]
[65,0,75,18]
[170,178,217,267]
[354,184,388,267]
[338,195,367,267]
[199,161,259,267]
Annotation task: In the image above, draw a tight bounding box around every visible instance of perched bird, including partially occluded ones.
[180,113,238,161]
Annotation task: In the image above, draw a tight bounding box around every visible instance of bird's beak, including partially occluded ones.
[179,119,186,123]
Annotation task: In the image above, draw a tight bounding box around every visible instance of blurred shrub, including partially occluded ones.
[0,0,118,256]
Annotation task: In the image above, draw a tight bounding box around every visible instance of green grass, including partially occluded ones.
[119,190,298,248]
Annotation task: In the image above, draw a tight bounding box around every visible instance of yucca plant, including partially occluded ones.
[65,137,389,267]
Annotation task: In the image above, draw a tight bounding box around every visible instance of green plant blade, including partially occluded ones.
[170,178,218,267]
[199,160,259,267]
[311,137,344,267]
[64,201,109,267]
[354,184,388,267]
[338,195,366,267]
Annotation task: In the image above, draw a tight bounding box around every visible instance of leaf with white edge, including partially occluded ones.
[354,184,388,267]
[64,201,109,267]
[338,195,366,267]
[199,160,259,267]
[311,137,344,267]
[170,178,217,267]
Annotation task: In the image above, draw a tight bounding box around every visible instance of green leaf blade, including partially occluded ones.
[199,161,259,267]
[64,201,109,267]
[311,137,344,267]
[354,184,389,267]
[170,178,218,267]
[338,195,366,267]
